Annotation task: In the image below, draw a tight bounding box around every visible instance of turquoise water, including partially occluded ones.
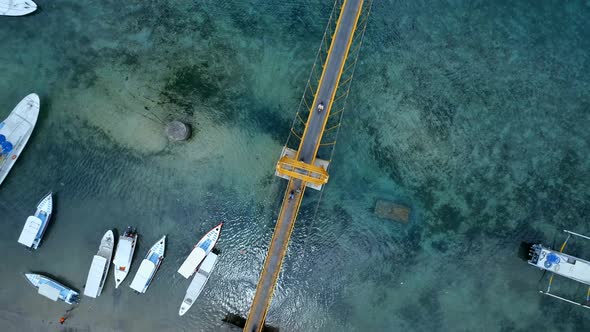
[1,0,590,331]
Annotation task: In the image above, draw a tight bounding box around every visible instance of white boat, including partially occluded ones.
[84,230,115,298]
[527,230,590,309]
[25,273,79,304]
[17,192,52,249]
[129,235,166,293]
[177,223,222,279]
[0,0,37,16]
[0,94,39,185]
[113,227,138,288]
[179,252,218,316]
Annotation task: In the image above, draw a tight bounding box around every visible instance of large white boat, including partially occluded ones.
[84,230,115,298]
[177,223,222,279]
[113,227,138,288]
[179,252,218,316]
[130,235,166,294]
[0,0,37,16]
[0,93,39,186]
[25,273,79,305]
[17,192,52,249]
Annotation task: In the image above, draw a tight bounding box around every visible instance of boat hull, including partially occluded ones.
[113,228,138,288]
[130,236,166,293]
[0,0,37,16]
[177,223,222,279]
[17,192,52,249]
[25,273,79,305]
[84,230,115,298]
[179,252,219,316]
[0,94,39,186]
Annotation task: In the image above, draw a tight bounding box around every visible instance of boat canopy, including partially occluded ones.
[38,283,60,301]
[17,216,41,247]
[178,247,207,279]
[84,255,108,298]
[129,260,156,292]
[113,238,133,266]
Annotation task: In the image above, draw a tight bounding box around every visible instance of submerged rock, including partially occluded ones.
[374,200,410,224]
[165,121,191,141]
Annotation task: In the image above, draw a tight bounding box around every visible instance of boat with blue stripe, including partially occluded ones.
[130,235,166,293]
[25,273,79,305]
[18,192,53,249]
[0,93,39,186]
[177,223,222,279]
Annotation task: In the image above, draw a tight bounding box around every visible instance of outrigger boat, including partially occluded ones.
[130,235,166,294]
[526,229,590,309]
[0,0,37,16]
[179,252,218,316]
[0,93,39,186]
[17,192,52,249]
[113,227,138,288]
[177,223,222,279]
[84,230,115,298]
[25,273,79,304]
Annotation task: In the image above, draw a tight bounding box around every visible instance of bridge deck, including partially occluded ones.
[243,1,364,331]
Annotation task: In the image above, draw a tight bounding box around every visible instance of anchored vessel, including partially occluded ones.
[130,236,166,293]
[25,273,79,304]
[0,0,37,16]
[527,229,590,309]
[17,192,53,249]
[179,252,218,316]
[84,230,115,298]
[113,227,138,288]
[178,223,222,279]
[0,93,39,185]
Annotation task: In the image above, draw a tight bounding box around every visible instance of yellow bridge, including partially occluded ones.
[243,0,372,331]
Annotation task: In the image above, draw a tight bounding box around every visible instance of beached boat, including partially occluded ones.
[17,192,52,249]
[113,227,138,288]
[129,235,166,294]
[177,223,222,279]
[0,94,39,186]
[84,230,115,298]
[179,252,218,316]
[0,0,37,16]
[25,273,79,304]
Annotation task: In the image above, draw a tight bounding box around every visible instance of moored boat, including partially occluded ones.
[177,223,222,279]
[84,230,115,298]
[113,227,138,288]
[17,192,52,249]
[0,0,37,16]
[25,273,79,304]
[130,235,166,293]
[0,93,39,185]
[179,252,218,316]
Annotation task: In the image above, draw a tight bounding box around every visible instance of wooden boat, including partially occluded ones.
[0,0,37,16]
[25,273,79,304]
[84,230,115,298]
[129,235,166,293]
[0,93,39,185]
[113,227,137,288]
[179,252,218,316]
[177,223,222,279]
[17,192,52,249]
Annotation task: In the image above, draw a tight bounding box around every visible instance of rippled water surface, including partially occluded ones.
[1,0,590,331]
